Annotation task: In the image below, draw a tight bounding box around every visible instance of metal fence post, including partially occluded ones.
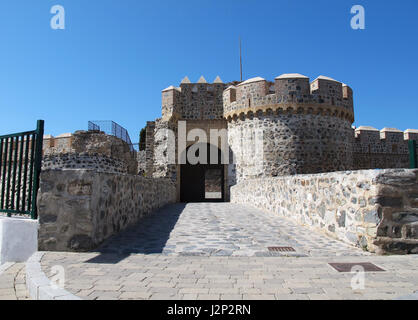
[0,120,44,218]
[30,120,44,219]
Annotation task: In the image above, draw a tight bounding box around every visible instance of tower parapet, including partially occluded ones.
[162,76,228,121]
[226,74,355,180]
[223,74,354,123]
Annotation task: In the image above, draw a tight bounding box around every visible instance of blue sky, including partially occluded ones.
[0,0,417,141]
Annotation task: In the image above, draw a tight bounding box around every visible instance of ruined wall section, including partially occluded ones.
[137,150,146,175]
[42,131,137,175]
[152,118,177,182]
[145,121,156,176]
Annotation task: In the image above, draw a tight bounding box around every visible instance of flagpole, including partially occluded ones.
[239,37,243,82]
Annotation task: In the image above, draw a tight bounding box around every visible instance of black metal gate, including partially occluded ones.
[0,120,44,219]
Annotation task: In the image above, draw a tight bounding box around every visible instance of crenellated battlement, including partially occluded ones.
[161,76,232,121]
[223,74,354,123]
[353,126,418,154]
[352,126,418,170]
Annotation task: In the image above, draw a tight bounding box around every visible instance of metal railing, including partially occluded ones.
[409,140,418,168]
[0,120,44,219]
[88,120,135,151]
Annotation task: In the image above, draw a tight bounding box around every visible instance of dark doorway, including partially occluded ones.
[180,144,225,202]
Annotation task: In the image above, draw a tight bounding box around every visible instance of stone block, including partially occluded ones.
[0,217,38,265]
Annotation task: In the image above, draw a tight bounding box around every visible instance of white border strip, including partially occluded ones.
[0,262,14,275]
[395,291,418,300]
[25,252,81,300]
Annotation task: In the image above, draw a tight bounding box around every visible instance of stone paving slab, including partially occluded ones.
[40,252,418,300]
[95,203,369,257]
[0,263,30,300]
[35,203,418,300]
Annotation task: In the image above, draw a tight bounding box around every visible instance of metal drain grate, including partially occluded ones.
[328,262,386,273]
[268,246,296,252]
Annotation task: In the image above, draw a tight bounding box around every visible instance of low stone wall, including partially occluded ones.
[0,217,38,264]
[231,169,418,254]
[37,169,176,252]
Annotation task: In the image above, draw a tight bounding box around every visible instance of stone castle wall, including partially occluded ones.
[137,150,146,175]
[224,75,354,181]
[145,121,156,176]
[152,118,178,181]
[37,169,176,252]
[231,169,418,254]
[35,130,181,252]
[147,74,418,185]
[228,113,354,181]
[353,127,418,170]
[162,77,230,121]
[223,75,354,121]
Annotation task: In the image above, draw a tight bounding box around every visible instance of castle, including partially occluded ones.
[27,73,418,253]
[140,73,418,202]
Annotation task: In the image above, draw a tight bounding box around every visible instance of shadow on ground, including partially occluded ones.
[85,203,186,264]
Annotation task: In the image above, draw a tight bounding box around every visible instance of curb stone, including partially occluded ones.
[25,251,82,300]
[0,262,14,275]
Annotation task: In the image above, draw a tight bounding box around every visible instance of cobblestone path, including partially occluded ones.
[96,203,368,257]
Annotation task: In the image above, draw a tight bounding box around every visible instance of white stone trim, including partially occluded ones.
[238,77,265,86]
[275,73,308,79]
[0,217,38,264]
[312,75,340,82]
[25,252,81,300]
[0,262,14,275]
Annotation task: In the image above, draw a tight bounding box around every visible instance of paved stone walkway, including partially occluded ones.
[41,253,418,300]
[37,203,418,300]
[0,263,30,300]
[96,203,369,257]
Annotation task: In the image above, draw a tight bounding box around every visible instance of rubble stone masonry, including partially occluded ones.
[37,169,176,251]
[231,169,418,254]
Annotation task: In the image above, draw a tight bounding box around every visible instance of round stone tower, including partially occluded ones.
[224,74,354,182]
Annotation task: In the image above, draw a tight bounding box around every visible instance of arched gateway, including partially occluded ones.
[180,143,225,202]
[180,144,225,202]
